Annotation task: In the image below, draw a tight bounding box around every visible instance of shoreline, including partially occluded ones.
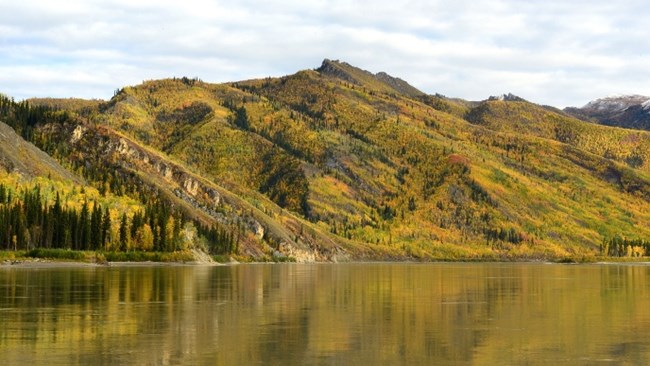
[2,257,650,268]
[3,248,650,268]
[0,258,227,268]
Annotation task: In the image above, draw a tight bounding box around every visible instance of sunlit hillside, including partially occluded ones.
[2,60,650,261]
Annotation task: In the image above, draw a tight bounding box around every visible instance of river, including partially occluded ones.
[1,263,650,365]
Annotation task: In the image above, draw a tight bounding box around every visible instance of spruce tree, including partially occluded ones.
[90,201,101,250]
[80,201,90,250]
[101,206,111,250]
[51,192,63,248]
[119,213,128,252]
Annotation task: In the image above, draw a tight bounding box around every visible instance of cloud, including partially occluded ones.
[1,0,649,107]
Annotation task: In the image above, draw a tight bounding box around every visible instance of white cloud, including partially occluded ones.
[1,0,649,107]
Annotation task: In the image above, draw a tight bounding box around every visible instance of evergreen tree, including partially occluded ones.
[69,210,79,250]
[119,213,128,251]
[171,213,182,251]
[90,201,102,250]
[101,206,111,250]
[233,105,250,130]
[51,192,63,248]
[148,205,158,251]
[80,201,90,250]
[157,203,169,251]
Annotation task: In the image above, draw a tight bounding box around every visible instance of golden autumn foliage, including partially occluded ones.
[4,60,650,260]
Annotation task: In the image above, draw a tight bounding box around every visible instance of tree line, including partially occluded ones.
[601,236,650,257]
[0,183,235,254]
[0,94,72,141]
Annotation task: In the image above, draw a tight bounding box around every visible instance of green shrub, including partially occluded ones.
[102,251,195,262]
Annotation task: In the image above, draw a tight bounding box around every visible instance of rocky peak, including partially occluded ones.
[317,59,358,84]
[488,93,526,102]
[317,59,424,98]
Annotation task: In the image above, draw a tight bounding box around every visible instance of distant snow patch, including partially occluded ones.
[643,99,650,111]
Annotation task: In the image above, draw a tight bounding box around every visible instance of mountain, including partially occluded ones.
[565,95,650,131]
[2,60,650,261]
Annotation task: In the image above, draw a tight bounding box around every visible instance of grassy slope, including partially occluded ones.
[0,121,81,183]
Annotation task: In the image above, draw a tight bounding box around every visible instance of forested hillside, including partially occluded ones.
[2,59,650,261]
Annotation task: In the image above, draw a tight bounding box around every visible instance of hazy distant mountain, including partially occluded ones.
[565,95,650,131]
[2,60,650,261]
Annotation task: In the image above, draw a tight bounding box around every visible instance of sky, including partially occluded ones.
[1,0,649,108]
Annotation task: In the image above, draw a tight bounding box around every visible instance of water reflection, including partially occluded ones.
[1,263,650,365]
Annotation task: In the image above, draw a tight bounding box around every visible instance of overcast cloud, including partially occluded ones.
[1,0,648,107]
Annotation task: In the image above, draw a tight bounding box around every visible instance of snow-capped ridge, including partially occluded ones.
[583,95,650,113]
[565,94,650,131]
[642,99,650,111]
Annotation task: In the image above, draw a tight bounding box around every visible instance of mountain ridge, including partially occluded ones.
[2,60,650,261]
[317,59,424,98]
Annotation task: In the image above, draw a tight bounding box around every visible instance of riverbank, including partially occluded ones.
[0,248,220,267]
[0,248,650,266]
[2,249,650,268]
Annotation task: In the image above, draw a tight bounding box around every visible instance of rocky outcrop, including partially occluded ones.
[65,124,339,262]
[317,59,360,85]
[488,93,526,102]
[277,242,316,262]
[70,125,86,144]
[109,136,223,211]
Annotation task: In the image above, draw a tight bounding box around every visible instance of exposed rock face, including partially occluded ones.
[107,136,223,210]
[245,218,265,240]
[278,242,316,263]
[317,59,358,84]
[70,125,86,144]
[183,177,200,196]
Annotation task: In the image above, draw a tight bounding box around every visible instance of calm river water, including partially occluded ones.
[1,263,650,365]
